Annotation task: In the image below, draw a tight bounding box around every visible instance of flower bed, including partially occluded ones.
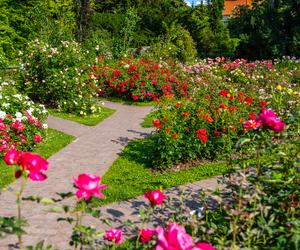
[89,57,193,102]
[148,58,299,168]
[0,81,47,157]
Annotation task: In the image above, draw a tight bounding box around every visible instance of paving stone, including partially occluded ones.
[0,101,220,249]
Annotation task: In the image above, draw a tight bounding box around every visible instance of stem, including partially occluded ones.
[16,176,26,250]
[135,206,153,248]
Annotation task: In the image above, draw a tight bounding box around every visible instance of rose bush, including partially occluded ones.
[18,39,99,115]
[0,80,47,158]
[89,56,193,102]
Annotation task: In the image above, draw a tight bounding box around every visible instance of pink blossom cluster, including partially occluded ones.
[0,111,45,156]
[243,108,285,133]
[4,149,48,181]
[103,223,215,250]
[73,173,108,200]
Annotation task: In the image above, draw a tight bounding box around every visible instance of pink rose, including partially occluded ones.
[104,228,123,244]
[11,120,25,132]
[139,228,156,243]
[194,242,216,250]
[0,139,8,151]
[0,122,7,130]
[258,109,285,133]
[20,152,48,181]
[144,189,165,206]
[156,223,194,250]
[34,134,42,143]
[73,173,107,200]
[4,148,21,165]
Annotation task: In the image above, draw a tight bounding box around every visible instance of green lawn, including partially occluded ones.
[141,110,158,128]
[0,128,75,189]
[98,138,231,205]
[48,106,116,126]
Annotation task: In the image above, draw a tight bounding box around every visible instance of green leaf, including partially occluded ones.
[40,197,55,205]
[235,138,251,148]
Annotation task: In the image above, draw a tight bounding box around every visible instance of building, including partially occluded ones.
[223,0,253,16]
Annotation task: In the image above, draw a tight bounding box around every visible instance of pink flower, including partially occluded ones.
[139,228,156,243]
[258,109,285,133]
[4,149,21,165]
[0,139,8,151]
[194,242,216,250]
[34,134,42,143]
[20,152,48,181]
[144,189,165,206]
[73,173,107,200]
[104,228,123,244]
[0,122,7,130]
[156,223,194,250]
[243,119,261,130]
[11,120,25,132]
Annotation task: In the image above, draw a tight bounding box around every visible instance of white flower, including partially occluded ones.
[15,112,23,118]
[42,123,48,129]
[0,110,6,119]
[2,103,9,108]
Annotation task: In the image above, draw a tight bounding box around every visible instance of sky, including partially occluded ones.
[183,0,204,7]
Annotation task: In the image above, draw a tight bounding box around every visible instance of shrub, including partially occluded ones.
[90,56,193,102]
[150,23,197,63]
[0,80,47,157]
[18,39,98,115]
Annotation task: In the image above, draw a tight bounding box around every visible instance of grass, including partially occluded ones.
[0,128,75,189]
[48,106,116,126]
[98,138,231,205]
[141,110,157,128]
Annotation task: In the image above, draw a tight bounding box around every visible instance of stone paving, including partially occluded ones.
[0,101,220,249]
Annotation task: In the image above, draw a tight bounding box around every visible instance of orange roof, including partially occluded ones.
[223,0,252,15]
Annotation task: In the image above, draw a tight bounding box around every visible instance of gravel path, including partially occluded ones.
[0,101,220,249]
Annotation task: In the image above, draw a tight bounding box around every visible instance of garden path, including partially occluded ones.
[0,101,220,250]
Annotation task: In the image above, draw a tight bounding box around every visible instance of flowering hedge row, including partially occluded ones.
[89,57,193,102]
[0,81,47,158]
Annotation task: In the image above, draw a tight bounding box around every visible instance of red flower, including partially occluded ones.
[165,128,171,133]
[172,133,178,138]
[244,97,253,104]
[259,101,267,108]
[248,112,257,120]
[219,103,227,109]
[132,95,139,101]
[139,228,156,243]
[144,190,165,205]
[196,129,208,143]
[153,119,161,129]
[213,131,221,136]
[219,89,229,97]
[203,113,213,123]
[228,106,238,111]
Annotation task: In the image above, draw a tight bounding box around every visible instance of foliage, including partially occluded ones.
[228,0,300,59]
[197,130,300,249]
[150,23,197,62]
[150,58,299,168]
[18,39,98,115]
